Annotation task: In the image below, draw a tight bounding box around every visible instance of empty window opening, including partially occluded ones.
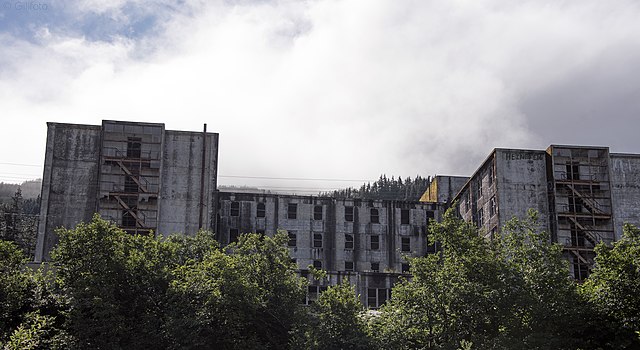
[257,202,266,218]
[426,210,434,227]
[127,137,142,158]
[401,209,410,225]
[306,285,328,305]
[313,233,323,248]
[572,256,589,281]
[345,261,354,271]
[313,260,322,269]
[401,263,410,273]
[124,176,138,193]
[370,235,380,250]
[370,208,380,223]
[345,206,354,222]
[122,211,137,228]
[401,237,411,252]
[566,162,580,180]
[371,262,380,272]
[570,224,586,247]
[288,203,297,219]
[229,229,239,243]
[230,202,240,217]
[345,234,354,250]
[367,288,390,309]
[256,229,265,238]
[314,205,323,220]
[288,232,297,247]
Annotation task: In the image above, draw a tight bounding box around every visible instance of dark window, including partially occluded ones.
[367,289,377,308]
[229,229,239,243]
[401,263,410,273]
[476,208,484,227]
[367,288,389,309]
[256,229,265,237]
[401,237,410,252]
[371,262,379,272]
[314,205,323,220]
[257,202,266,218]
[345,261,354,271]
[345,206,354,222]
[568,196,583,213]
[288,232,297,247]
[573,256,589,281]
[313,233,323,248]
[306,285,328,305]
[231,202,240,217]
[124,176,138,193]
[288,203,297,219]
[122,211,136,228]
[566,162,580,180]
[313,260,322,269]
[401,209,410,225]
[570,223,585,247]
[370,235,379,250]
[426,210,435,227]
[345,234,354,249]
[370,208,379,223]
[127,137,141,158]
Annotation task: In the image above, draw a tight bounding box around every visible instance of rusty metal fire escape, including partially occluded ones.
[548,146,614,281]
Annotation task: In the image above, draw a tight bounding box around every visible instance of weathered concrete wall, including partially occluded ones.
[217,192,440,306]
[35,123,101,262]
[458,149,550,238]
[495,149,550,234]
[157,130,218,236]
[610,153,640,240]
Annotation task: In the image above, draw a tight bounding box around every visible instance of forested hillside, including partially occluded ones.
[323,175,431,201]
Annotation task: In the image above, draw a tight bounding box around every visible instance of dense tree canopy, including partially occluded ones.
[1,211,640,349]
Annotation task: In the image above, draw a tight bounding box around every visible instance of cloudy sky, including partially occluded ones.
[1,0,639,193]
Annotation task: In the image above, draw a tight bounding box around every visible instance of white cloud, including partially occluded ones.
[1,0,640,191]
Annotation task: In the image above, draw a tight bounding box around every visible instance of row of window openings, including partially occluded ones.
[286,232,411,252]
[307,260,410,274]
[230,202,424,225]
[473,196,497,226]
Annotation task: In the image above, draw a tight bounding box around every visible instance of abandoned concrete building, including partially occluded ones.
[216,192,440,307]
[35,119,640,306]
[430,145,640,281]
[35,120,220,262]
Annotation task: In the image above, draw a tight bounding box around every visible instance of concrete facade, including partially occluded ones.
[35,120,219,262]
[447,145,640,280]
[217,192,441,308]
